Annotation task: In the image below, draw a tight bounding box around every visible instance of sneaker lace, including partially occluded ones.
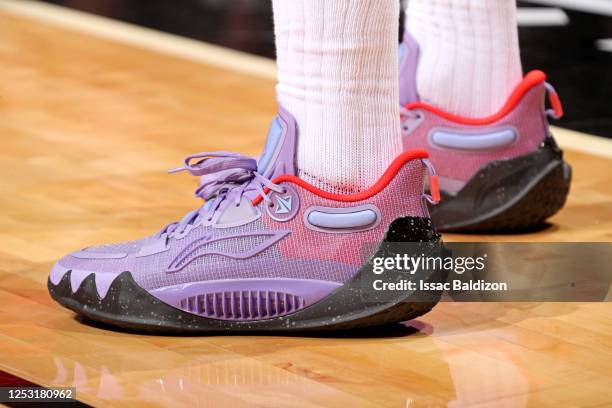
[158,151,283,238]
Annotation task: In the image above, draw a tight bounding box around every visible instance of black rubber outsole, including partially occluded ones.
[430,136,572,233]
[48,217,445,333]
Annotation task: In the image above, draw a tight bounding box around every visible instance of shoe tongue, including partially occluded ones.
[399,31,420,106]
[257,105,298,179]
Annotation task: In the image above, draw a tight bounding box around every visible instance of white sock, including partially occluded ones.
[273,0,402,194]
[406,0,523,117]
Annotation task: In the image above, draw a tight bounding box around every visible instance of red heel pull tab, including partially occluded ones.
[429,175,441,204]
[545,82,564,120]
[422,159,441,205]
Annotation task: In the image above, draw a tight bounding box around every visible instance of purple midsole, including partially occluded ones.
[149,278,342,314]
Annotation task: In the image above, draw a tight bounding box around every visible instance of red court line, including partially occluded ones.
[0,369,36,387]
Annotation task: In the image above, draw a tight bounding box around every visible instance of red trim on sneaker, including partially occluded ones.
[429,175,441,203]
[252,149,430,205]
[404,70,547,126]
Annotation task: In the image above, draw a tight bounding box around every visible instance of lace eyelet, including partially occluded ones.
[281,188,287,194]
[268,203,275,208]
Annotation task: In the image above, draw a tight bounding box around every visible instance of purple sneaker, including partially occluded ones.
[399,33,571,232]
[48,107,443,332]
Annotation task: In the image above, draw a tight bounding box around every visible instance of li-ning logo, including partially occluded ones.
[165,231,290,274]
[267,185,299,222]
[275,196,293,214]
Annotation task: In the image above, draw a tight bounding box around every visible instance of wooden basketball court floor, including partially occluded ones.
[0,1,611,407]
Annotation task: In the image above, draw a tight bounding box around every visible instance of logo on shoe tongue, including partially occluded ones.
[267,185,299,222]
[275,196,292,214]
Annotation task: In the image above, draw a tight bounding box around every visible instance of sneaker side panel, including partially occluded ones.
[403,83,550,186]
[263,159,430,267]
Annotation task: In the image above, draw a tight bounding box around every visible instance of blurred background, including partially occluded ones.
[40,0,612,138]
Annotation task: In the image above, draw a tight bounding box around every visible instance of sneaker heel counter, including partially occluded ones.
[374,151,435,225]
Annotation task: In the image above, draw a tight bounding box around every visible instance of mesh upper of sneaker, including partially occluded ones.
[401,71,554,183]
[55,151,428,291]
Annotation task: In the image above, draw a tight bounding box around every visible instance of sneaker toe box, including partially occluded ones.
[49,249,132,299]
